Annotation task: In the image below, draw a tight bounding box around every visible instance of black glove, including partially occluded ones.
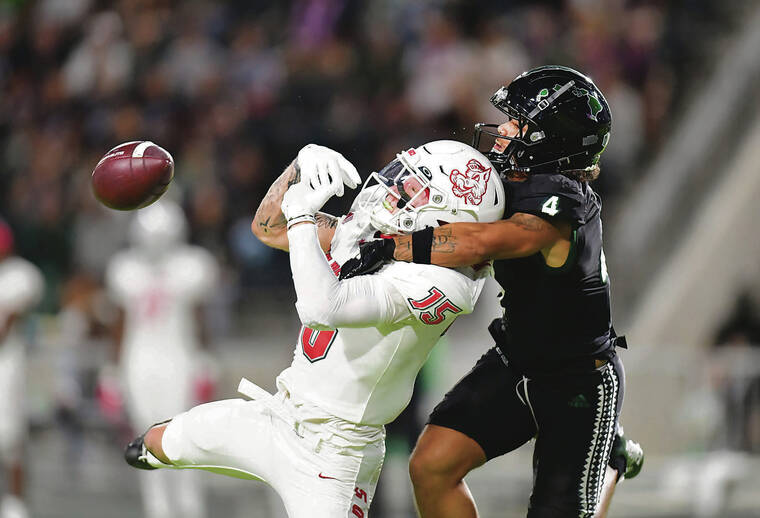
[339,238,396,280]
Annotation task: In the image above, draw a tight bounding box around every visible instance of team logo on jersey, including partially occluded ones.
[449,159,491,205]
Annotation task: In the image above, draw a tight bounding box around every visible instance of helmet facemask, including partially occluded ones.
[473,84,574,175]
[357,153,450,235]
[355,140,505,237]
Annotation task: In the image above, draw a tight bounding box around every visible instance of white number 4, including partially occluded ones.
[541,196,559,216]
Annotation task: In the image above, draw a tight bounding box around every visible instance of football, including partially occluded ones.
[92,141,174,210]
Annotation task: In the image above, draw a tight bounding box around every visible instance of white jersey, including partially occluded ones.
[106,245,217,350]
[278,220,488,425]
[106,245,218,429]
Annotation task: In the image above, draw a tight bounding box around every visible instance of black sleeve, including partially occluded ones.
[506,174,587,226]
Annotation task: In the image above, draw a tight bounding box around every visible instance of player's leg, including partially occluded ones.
[271,413,386,518]
[595,351,643,518]
[0,344,29,518]
[124,420,172,469]
[138,471,172,518]
[409,425,486,518]
[595,429,645,518]
[409,348,537,518]
[1,460,29,518]
[173,470,206,518]
[594,466,618,518]
[144,422,170,463]
[125,398,273,481]
[525,354,624,518]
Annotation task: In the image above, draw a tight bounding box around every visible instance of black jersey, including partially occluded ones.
[492,173,613,371]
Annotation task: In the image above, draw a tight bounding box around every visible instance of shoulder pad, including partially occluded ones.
[507,174,589,225]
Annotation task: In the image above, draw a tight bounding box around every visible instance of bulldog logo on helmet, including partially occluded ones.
[450,159,492,205]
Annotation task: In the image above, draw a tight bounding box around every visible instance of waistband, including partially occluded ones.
[489,318,620,377]
[238,378,385,448]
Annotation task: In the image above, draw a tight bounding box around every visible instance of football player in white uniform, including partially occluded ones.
[106,201,218,518]
[123,140,504,518]
[0,219,43,518]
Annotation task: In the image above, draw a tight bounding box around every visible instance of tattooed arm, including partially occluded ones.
[390,213,572,268]
[251,160,338,252]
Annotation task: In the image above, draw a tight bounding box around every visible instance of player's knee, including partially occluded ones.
[408,444,435,485]
[409,437,465,487]
[410,425,486,488]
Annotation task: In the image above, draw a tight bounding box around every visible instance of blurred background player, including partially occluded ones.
[106,201,218,518]
[0,219,43,518]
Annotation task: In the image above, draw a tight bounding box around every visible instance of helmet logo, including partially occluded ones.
[529,81,574,117]
[570,86,603,121]
[450,159,492,205]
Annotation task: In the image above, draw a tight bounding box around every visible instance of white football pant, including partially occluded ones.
[160,379,385,518]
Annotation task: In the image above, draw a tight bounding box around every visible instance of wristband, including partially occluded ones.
[411,226,434,264]
[286,214,316,229]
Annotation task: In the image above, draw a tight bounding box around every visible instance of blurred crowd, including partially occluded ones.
[0,0,744,316]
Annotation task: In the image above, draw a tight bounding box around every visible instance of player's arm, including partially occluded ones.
[251,160,338,252]
[287,223,409,329]
[390,213,570,267]
[340,213,571,280]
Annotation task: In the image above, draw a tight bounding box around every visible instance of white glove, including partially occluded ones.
[282,145,362,228]
[296,144,361,197]
[281,180,340,227]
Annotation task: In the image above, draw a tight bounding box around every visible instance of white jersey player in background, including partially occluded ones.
[123,140,504,517]
[0,219,43,518]
[106,201,218,518]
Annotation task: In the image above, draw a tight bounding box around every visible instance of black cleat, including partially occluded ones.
[610,428,644,481]
[124,434,157,470]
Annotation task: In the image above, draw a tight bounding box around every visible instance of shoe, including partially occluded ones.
[610,428,644,480]
[124,433,158,470]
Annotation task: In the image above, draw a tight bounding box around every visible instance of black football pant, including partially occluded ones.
[428,347,624,518]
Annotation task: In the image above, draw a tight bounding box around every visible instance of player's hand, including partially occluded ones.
[281,178,341,226]
[296,144,361,197]
[338,238,396,280]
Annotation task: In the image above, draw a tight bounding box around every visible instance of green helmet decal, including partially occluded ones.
[535,84,565,102]
[570,86,603,121]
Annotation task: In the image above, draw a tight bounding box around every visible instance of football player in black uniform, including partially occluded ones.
[340,66,642,518]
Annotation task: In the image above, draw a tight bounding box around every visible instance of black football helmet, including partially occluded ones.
[472,65,612,175]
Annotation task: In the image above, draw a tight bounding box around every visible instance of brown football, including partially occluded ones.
[92,141,174,210]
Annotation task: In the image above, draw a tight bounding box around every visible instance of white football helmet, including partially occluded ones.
[129,199,187,256]
[356,140,505,234]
